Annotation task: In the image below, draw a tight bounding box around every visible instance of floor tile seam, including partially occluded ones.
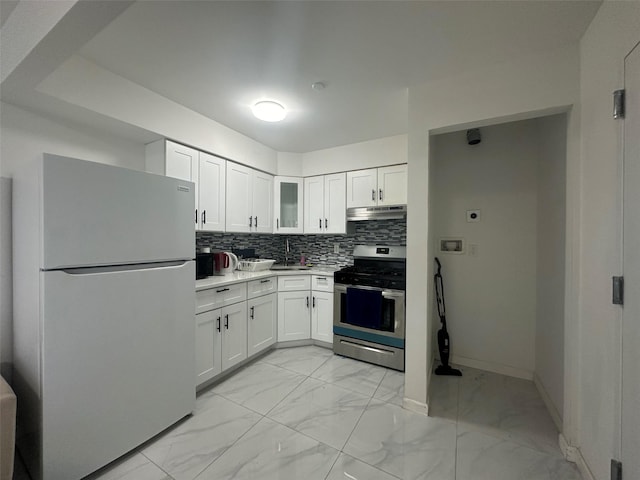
[260,374,312,418]
[455,423,563,458]
[338,391,379,457]
[190,413,272,480]
[139,450,178,480]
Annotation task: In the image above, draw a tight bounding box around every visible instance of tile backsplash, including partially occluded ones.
[196,218,406,267]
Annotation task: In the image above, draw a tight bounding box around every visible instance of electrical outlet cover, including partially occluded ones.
[466,210,481,222]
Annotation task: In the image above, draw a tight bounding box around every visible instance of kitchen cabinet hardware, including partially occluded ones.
[255,216,258,227]
[372,189,375,201]
[195,209,198,224]
[316,277,327,280]
[379,189,383,201]
[202,210,206,224]
[325,218,328,229]
[260,279,271,283]
[216,316,221,332]
[216,288,230,293]
[313,296,316,308]
[250,306,255,319]
[249,216,253,227]
[224,314,229,329]
[319,218,322,229]
[277,218,279,229]
[306,296,309,308]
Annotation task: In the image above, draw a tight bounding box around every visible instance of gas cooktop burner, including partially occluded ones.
[335,245,407,290]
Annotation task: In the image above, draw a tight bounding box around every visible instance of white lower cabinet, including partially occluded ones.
[248,292,277,356]
[311,275,334,344]
[311,291,333,344]
[277,291,311,341]
[195,309,222,385]
[221,301,248,371]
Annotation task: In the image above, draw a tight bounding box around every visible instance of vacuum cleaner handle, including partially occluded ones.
[435,257,442,275]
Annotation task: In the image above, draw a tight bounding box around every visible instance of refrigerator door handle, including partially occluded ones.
[58,260,190,275]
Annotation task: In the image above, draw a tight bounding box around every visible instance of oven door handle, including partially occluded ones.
[334,284,405,299]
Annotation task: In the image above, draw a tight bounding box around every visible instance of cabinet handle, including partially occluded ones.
[319,218,322,229]
[260,279,271,283]
[255,216,258,227]
[250,306,254,319]
[216,316,221,332]
[306,296,309,308]
[249,216,253,227]
[216,288,230,293]
[202,210,206,224]
[372,189,375,201]
[325,218,328,229]
[313,296,316,308]
[195,209,198,224]
[224,314,229,329]
[316,277,327,280]
[277,218,279,229]
[379,189,383,201]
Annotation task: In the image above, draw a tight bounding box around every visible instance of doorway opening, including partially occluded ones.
[427,114,568,445]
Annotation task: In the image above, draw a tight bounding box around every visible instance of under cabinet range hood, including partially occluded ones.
[347,205,407,221]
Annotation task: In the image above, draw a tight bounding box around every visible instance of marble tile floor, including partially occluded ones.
[17,346,581,480]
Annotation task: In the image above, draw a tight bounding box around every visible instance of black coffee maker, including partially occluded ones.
[196,247,214,279]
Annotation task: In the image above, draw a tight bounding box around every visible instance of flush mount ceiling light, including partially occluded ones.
[252,101,286,122]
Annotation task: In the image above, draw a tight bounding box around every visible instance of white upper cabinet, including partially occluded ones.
[377,164,408,206]
[346,164,407,208]
[198,152,226,232]
[252,170,274,234]
[346,168,377,208]
[304,173,346,234]
[273,177,304,234]
[146,140,227,231]
[226,162,273,233]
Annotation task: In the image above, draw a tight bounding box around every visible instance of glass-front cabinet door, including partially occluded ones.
[273,176,304,234]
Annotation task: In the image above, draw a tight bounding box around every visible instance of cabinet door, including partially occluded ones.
[166,141,199,227]
[221,302,248,371]
[311,291,333,344]
[378,164,407,206]
[304,176,324,234]
[274,177,303,234]
[226,163,252,232]
[247,293,277,357]
[277,291,311,342]
[252,171,273,233]
[346,168,377,208]
[196,309,222,387]
[324,173,346,234]
[199,153,226,232]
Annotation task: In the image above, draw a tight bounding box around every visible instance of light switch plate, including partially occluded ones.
[467,210,481,222]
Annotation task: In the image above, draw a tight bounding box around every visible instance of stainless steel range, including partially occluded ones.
[333,245,406,371]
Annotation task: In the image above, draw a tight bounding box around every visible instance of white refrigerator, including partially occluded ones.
[12,154,196,480]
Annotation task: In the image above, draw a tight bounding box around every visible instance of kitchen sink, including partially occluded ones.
[270,265,312,271]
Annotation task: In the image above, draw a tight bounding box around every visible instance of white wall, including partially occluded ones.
[0,102,145,177]
[406,44,579,410]
[535,114,567,428]
[431,120,539,379]
[577,3,640,479]
[37,55,279,174]
[301,135,407,177]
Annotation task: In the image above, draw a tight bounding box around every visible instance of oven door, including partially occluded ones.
[333,284,405,348]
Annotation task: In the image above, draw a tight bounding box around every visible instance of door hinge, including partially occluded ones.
[614,89,625,119]
[613,276,624,305]
[611,459,622,480]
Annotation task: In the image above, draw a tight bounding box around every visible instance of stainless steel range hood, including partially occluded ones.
[346,205,407,221]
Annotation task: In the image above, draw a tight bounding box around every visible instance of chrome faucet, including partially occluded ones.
[284,238,291,266]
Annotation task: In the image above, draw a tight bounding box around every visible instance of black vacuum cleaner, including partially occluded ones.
[434,257,462,376]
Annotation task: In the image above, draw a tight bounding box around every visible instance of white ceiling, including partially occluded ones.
[3,0,601,153]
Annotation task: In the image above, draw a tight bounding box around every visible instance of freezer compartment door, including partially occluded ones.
[42,154,194,269]
[41,261,195,480]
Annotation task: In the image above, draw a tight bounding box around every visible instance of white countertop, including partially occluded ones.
[195,266,340,291]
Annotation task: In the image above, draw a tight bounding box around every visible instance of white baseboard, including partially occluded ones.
[533,373,563,431]
[403,397,429,416]
[559,434,595,480]
[451,354,533,380]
